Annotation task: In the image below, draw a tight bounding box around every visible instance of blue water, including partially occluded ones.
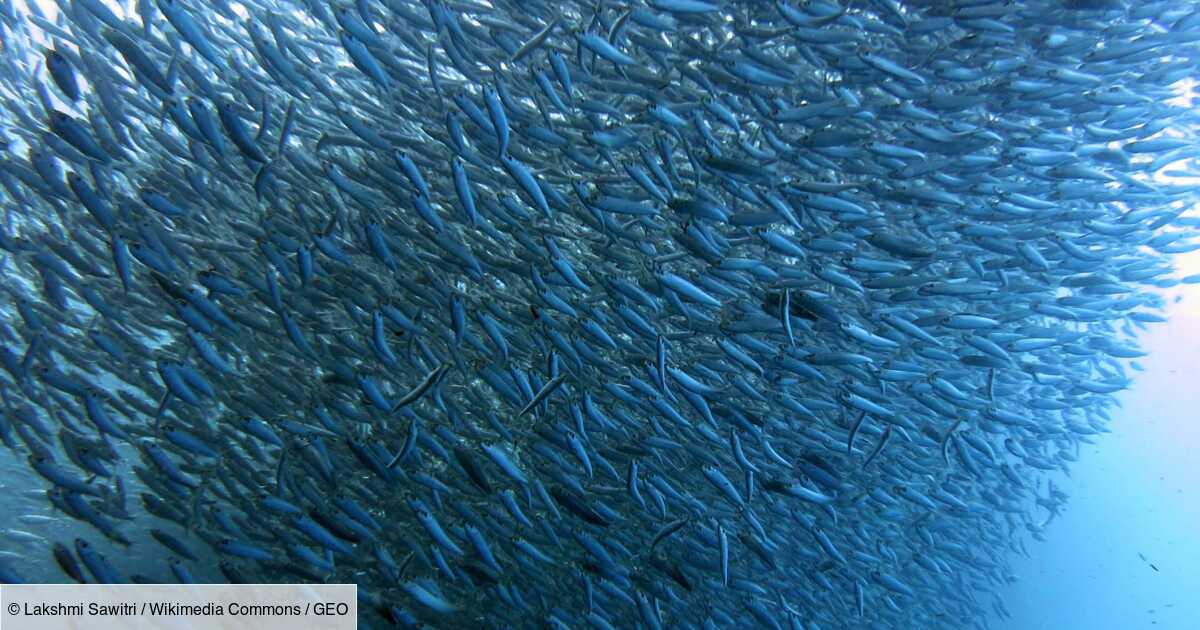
[997,283,1200,630]
[1,0,1199,629]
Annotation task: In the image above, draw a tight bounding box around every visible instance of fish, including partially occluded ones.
[3,529,46,544]
[0,0,1190,627]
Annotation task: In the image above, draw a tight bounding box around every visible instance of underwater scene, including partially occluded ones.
[0,0,1197,628]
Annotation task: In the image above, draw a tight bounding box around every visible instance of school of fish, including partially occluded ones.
[0,0,1199,627]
